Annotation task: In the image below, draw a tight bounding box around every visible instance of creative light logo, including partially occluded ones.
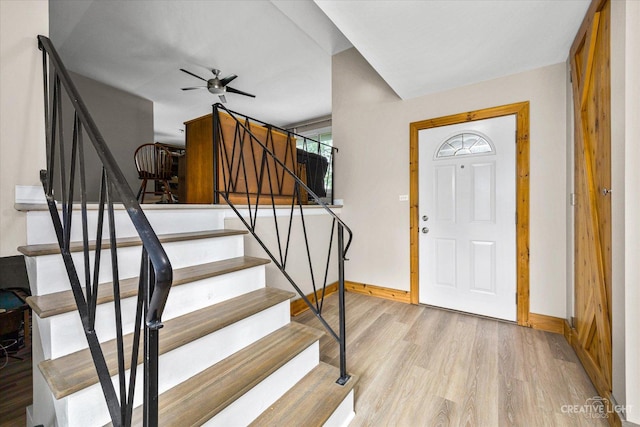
[561,396,626,419]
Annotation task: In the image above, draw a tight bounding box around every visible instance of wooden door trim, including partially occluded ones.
[409,101,530,326]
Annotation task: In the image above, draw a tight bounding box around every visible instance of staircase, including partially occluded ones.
[21,205,356,426]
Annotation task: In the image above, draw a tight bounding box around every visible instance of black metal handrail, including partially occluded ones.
[212,103,353,384]
[37,35,171,427]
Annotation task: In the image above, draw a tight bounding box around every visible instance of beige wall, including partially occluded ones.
[623,0,640,420]
[332,48,568,318]
[611,0,627,414]
[598,1,639,419]
[0,1,48,256]
[225,210,339,298]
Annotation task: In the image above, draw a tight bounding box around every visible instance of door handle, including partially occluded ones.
[602,188,612,196]
[422,227,429,234]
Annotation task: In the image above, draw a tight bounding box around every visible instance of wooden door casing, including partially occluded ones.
[570,0,613,407]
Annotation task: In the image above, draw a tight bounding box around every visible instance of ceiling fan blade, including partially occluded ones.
[181,87,205,91]
[220,74,238,86]
[226,86,256,98]
[219,94,227,103]
[180,68,208,82]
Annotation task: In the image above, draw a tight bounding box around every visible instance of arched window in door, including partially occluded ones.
[435,132,494,158]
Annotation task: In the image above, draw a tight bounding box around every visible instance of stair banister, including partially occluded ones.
[212,103,353,384]
[37,35,173,324]
[37,35,171,427]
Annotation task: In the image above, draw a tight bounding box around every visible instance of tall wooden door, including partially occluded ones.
[570,0,612,400]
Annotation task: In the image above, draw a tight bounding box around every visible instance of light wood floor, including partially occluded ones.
[293,292,608,427]
[0,293,608,426]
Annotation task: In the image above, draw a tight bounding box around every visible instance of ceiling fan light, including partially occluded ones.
[207,80,225,94]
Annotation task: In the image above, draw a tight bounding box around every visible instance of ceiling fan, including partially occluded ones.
[180,68,256,103]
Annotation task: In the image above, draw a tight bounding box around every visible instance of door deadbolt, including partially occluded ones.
[422,215,429,222]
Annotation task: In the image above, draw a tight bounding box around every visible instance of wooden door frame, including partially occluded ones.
[409,102,530,326]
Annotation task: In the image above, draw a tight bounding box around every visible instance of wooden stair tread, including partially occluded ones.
[17,229,247,257]
[124,322,324,427]
[250,362,358,427]
[39,287,295,399]
[27,256,270,318]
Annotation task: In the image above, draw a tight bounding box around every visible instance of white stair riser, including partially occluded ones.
[56,301,293,427]
[25,235,244,296]
[207,342,320,427]
[325,389,355,427]
[26,208,226,245]
[38,266,266,359]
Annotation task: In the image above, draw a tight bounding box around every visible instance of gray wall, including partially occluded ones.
[61,71,154,202]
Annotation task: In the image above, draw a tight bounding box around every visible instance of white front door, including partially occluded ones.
[418,115,516,321]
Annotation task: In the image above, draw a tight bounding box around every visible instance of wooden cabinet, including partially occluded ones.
[184,114,215,203]
[184,112,298,204]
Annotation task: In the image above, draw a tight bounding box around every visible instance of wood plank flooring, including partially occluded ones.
[0,347,31,427]
[0,293,608,426]
[293,292,608,427]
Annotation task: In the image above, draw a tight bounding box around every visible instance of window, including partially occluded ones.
[296,130,334,200]
[297,131,333,159]
[435,132,494,158]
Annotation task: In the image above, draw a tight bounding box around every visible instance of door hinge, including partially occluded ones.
[516,212,518,225]
[570,193,576,206]
[516,292,518,304]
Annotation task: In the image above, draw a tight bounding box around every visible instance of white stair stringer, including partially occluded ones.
[37,264,267,360]
[53,301,292,427]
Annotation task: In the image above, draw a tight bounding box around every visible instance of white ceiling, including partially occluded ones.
[50,0,589,146]
[316,0,590,99]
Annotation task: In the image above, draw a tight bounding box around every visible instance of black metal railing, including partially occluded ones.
[38,35,171,426]
[212,103,352,384]
[213,108,337,205]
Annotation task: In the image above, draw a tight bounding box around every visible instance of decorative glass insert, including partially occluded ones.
[435,132,494,158]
